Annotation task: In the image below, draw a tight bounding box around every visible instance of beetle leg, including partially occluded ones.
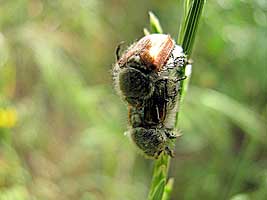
[156,150,163,158]
[174,55,188,67]
[165,130,177,139]
[172,76,187,82]
[156,76,186,83]
[165,129,182,139]
[165,146,174,157]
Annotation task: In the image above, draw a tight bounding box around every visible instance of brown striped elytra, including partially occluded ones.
[117,34,175,72]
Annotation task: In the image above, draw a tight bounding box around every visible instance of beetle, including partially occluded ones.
[113,34,187,158]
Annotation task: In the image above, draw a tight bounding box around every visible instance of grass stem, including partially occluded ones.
[147,1,205,199]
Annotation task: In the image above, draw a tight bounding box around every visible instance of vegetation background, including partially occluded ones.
[0,0,266,199]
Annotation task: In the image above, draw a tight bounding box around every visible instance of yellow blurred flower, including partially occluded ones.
[0,108,17,128]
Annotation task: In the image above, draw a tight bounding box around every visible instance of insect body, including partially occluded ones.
[113,34,187,158]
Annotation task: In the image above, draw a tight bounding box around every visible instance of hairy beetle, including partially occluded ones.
[113,34,187,158]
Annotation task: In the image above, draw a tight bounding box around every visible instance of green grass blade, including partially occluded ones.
[149,179,166,200]
[162,178,174,200]
[178,0,205,56]
[149,11,163,34]
[147,1,205,199]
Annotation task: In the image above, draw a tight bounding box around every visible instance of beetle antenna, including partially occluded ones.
[116,41,125,61]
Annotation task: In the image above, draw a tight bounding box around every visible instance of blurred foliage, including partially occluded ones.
[0,0,266,200]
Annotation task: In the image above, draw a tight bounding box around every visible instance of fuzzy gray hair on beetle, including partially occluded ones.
[112,34,187,159]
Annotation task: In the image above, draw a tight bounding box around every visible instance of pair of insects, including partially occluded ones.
[113,34,188,159]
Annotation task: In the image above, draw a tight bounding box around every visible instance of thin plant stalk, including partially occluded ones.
[147,1,205,200]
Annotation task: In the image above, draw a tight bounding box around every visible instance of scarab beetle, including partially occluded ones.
[113,34,187,158]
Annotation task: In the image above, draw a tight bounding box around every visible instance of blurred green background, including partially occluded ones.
[0,0,266,199]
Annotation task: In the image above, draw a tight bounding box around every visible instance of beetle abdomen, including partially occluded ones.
[130,127,167,158]
[119,68,154,99]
